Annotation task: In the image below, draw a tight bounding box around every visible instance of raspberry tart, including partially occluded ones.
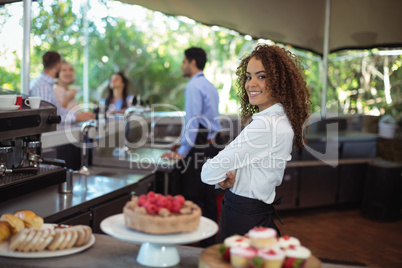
[123,192,202,234]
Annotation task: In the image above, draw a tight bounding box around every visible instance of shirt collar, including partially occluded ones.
[190,71,204,81]
[253,103,285,118]
[40,72,55,84]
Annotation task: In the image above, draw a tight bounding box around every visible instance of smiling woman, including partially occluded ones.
[237,44,311,150]
[245,57,275,111]
[201,44,311,242]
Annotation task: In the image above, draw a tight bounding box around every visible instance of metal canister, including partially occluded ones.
[58,169,73,194]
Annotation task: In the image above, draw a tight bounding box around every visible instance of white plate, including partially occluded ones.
[0,224,95,258]
[101,214,218,245]
[0,105,19,111]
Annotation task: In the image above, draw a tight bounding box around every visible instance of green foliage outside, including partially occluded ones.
[0,0,401,119]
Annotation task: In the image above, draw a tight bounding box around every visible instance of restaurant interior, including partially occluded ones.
[0,0,401,267]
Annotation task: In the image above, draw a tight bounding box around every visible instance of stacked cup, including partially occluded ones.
[0,95,18,110]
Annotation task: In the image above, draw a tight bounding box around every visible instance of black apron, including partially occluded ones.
[220,189,283,242]
[173,124,218,223]
[180,124,208,197]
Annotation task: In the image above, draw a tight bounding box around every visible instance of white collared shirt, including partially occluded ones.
[201,103,294,204]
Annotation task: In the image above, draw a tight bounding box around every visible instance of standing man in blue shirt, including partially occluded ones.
[162,47,222,244]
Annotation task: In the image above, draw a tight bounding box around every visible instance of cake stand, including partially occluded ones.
[100,214,218,267]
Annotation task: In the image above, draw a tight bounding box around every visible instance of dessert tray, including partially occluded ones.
[100,213,218,267]
[0,224,95,258]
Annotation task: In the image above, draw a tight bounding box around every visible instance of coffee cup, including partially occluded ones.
[0,95,17,107]
[25,96,41,109]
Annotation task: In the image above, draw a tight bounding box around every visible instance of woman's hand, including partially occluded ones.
[218,170,237,189]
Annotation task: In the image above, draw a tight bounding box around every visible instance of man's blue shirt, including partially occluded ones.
[177,71,222,157]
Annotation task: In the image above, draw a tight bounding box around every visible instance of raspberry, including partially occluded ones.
[175,195,185,205]
[154,205,162,213]
[138,195,147,206]
[267,249,276,255]
[147,191,155,198]
[218,244,230,261]
[157,197,168,208]
[171,201,182,213]
[164,200,173,211]
[148,195,157,204]
[223,247,230,261]
[145,203,157,214]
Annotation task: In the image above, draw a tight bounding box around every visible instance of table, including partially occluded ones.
[0,234,203,268]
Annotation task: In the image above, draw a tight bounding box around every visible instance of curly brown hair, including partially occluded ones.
[236,44,311,150]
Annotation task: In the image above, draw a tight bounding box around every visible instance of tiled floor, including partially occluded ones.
[275,205,402,268]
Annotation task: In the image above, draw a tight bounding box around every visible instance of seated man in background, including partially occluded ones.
[30,51,94,123]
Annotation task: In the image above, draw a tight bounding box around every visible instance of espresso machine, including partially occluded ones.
[0,89,65,201]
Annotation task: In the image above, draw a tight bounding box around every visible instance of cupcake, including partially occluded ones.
[248,226,277,249]
[224,234,251,248]
[230,246,257,268]
[219,235,251,262]
[282,245,311,268]
[257,247,285,268]
[277,235,301,250]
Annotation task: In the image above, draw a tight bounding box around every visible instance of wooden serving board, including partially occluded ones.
[198,244,322,268]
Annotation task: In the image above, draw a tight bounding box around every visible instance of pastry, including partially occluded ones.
[282,245,311,268]
[219,234,252,261]
[0,214,24,234]
[230,246,257,268]
[14,210,44,230]
[123,192,201,234]
[0,221,11,243]
[248,226,277,249]
[277,235,301,250]
[73,225,92,246]
[9,228,30,251]
[212,231,312,268]
[224,234,251,248]
[8,224,92,252]
[257,246,285,268]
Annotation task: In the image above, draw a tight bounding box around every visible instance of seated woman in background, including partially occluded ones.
[54,60,80,109]
[103,72,133,114]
